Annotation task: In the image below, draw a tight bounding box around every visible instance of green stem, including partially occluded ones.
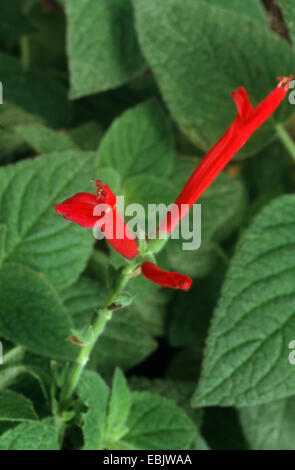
[59,273,129,410]
[276,123,295,163]
[3,345,25,364]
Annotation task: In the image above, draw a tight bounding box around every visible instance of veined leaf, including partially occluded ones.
[0,151,95,289]
[0,390,37,422]
[77,371,109,450]
[0,263,77,360]
[193,195,295,407]
[133,0,295,156]
[0,418,59,450]
[66,0,145,99]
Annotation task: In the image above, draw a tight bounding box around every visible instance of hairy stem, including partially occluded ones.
[59,272,130,411]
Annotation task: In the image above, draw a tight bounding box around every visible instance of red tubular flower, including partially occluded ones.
[141,261,192,291]
[55,181,139,260]
[159,76,293,234]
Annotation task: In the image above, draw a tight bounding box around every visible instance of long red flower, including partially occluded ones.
[55,181,139,260]
[141,262,192,291]
[159,76,293,234]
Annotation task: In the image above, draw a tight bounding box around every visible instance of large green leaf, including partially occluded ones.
[61,276,105,329]
[113,391,196,450]
[77,371,109,450]
[0,390,37,422]
[239,396,295,450]
[133,0,295,156]
[193,195,295,407]
[128,377,209,450]
[97,100,174,179]
[0,418,59,450]
[0,264,77,360]
[203,0,267,24]
[0,52,71,127]
[65,0,145,99]
[0,151,95,289]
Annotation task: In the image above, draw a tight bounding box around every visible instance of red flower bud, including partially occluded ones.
[141,261,192,291]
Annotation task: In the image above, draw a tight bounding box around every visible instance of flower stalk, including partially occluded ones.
[59,267,133,412]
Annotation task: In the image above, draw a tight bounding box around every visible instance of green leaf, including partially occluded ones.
[0,390,37,422]
[77,371,109,450]
[66,0,145,99]
[106,368,131,442]
[0,418,59,450]
[97,100,174,179]
[203,0,267,24]
[0,151,95,289]
[0,263,77,360]
[15,124,79,154]
[193,195,295,407]
[128,376,201,423]
[61,276,105,329]
[89,310,157,376]
[133,0,295,156]
[128,377,209,450]
[0,52,72,128]
[123,175,176,229]
[239,396,295,450]
[113,392,196,450]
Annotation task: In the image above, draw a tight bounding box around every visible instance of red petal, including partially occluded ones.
[55,190,139,259]
[55,192,98,228]
[141,262,192,291]
[105,211,139,260]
